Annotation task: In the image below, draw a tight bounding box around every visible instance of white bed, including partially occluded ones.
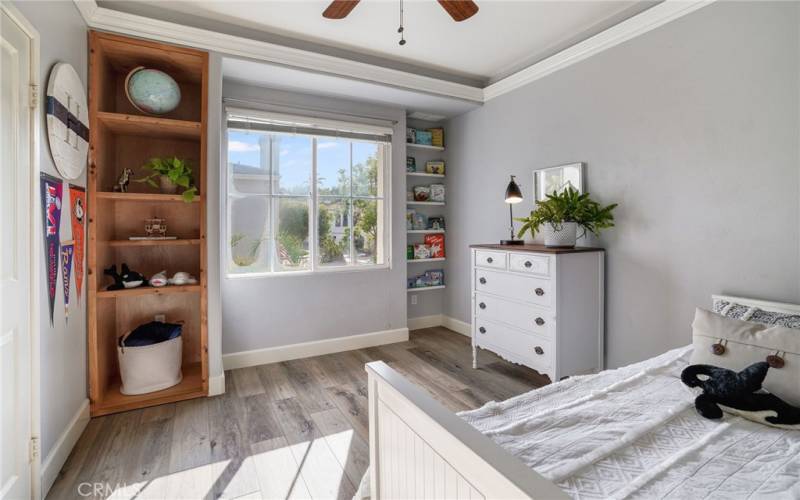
[364,295,800,499]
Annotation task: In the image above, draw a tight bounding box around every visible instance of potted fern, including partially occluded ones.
[516,187,617,247]
[135,157,198,202]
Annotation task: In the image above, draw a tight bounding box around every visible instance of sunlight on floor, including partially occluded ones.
[104,430,355,499]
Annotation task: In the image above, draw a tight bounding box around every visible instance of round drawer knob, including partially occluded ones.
[486,257,493,263]
[479,327,486,334]
[524,261,532,268]
[535,288,545,296]
[535,317,545,326]
[479,302,486,310]
[479,277,487,284]
[711,343,726,355]
[534,346,544,355]
[766,354,785,369]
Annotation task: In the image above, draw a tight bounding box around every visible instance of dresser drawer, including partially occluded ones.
[474,319,553,372]
[474,293,553,338]
[509,253,550,277]
[474,250,507,270]
[474,269,553,307]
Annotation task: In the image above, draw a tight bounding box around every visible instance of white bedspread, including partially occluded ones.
[459,346,800,499]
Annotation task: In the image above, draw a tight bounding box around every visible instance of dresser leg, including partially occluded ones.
[472,345,478,369]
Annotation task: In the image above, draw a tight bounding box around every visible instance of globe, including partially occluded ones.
[125,67,181,115]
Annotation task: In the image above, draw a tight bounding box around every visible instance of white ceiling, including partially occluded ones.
[110,0,656,83]
[222,57,481,119]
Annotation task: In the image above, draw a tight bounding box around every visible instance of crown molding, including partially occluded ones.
[75,0,484,103]
[483,0,716,100]
[74,0,715,105]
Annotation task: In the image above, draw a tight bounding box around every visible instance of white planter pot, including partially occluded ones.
[159,175,178,194]
[543,222,577,248]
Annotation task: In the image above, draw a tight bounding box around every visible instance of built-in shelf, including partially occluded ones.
[407,143,445,152]
[407,201,445,206]
[95,192,200,203]
[107,239,202,247]
[407,229,445,234]
[96,284,201,299]
[408,258,446,263]
[97,111,201,140]
[92,362,205,417]
[406,172,445,178]
[407,285,446,292]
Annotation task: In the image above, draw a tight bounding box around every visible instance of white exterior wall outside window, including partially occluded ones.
[226,109,391,276]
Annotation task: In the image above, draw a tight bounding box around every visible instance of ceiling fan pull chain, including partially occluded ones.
[398,0,406,46]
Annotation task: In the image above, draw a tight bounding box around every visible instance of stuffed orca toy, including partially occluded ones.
[682,362,800,430]
[104,263,145,291]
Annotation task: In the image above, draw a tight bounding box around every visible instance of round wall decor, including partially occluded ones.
[46,63,89,180]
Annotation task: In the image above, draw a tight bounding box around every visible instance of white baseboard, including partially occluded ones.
[442,316,471,337]
[408,314,471,337]
[208,372,226,396]
[407,314,443,331]
[222,327,410,371]
[41,399,90,497]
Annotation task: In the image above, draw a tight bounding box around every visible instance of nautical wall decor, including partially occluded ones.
[46,63,89,180]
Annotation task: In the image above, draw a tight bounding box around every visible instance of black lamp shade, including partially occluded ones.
[505,176,523,204]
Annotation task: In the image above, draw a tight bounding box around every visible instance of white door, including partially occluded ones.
[1,8,33,500]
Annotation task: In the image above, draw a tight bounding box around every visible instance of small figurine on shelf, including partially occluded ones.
[145,218,168,238]
[104,263,145,290]
[112,168,134,193]
[406,156,416,173]
[168,271,197,286]
[149,270,168,287]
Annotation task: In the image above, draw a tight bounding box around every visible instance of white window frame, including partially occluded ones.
[224,108,393,278]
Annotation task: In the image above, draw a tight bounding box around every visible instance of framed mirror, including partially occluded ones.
[534,162,585,202]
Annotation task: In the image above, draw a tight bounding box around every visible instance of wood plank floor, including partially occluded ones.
[47,327,549,500]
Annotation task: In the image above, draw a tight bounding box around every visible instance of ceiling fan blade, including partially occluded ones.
[323,0,360,19]
[437,0,479,22]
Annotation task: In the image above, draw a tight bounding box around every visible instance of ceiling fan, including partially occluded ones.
[323,0,479,22]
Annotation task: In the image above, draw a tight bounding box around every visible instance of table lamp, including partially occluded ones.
[502,175,524,245]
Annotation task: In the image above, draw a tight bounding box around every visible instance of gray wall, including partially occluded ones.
[220,80,407,354]
[444,1,800,368]
[12,0,88,459]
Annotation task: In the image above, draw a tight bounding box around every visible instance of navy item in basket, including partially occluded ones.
[119,321,182,347]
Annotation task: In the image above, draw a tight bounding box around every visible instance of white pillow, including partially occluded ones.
[690,308,800,407]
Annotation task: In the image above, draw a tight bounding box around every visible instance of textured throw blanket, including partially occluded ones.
[460,346,800,499]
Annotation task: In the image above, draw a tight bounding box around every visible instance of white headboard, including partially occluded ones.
[712,295,800,315]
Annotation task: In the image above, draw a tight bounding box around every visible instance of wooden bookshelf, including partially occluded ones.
[87,31,208,416]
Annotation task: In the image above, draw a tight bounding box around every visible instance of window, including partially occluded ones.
[226,109,391,275]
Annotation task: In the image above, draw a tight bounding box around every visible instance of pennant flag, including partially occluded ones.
[61,241,74,323]
[68,185,86,302]
[40,173,63,325]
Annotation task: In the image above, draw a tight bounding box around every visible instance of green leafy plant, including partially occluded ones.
[516,187,618,239]
[135,157,198,202]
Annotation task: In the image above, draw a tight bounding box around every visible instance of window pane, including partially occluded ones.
[352,142,381,197]
[274,134,312,195]
[229,195,269,273]
[275,197,311,272]
[229,130,270,194]
[317,139,350,196]
[353,199,381,265]
[318,198,351,267]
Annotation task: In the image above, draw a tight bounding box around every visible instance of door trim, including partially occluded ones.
[1,4,41,499]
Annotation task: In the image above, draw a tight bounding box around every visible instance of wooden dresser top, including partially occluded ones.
[470,243,604,254]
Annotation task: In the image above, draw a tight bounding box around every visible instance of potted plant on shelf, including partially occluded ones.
[516,187,617,247]
[135,157,198,202]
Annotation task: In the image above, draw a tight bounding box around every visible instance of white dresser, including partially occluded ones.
[470,244,605,381]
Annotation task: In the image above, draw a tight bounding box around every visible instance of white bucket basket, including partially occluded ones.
[117,332,182,395]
